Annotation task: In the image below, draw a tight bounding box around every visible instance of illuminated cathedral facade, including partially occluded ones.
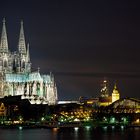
[0,19,57,105]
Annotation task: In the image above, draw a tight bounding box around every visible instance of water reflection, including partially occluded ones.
[85,126,91,130]
[18,130,23,140]
[121,125,124,130]
[74,127,79,131]
[0,127,139,140]
[74,127,79,140]
[103,126,108,131]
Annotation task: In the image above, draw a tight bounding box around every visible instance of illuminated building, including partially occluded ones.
[0,19,57,105]
[100,80,109,97]
[79,96,99,106]
[104,98,140,114]
[0,102,6,116]
[99,80,112,106]
[78,80,121,107]
[99,81,121,106]
[99,96,112,106]
[112,84,120,103]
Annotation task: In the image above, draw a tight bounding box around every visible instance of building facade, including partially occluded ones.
[0,19,57,105]
[99,80,120,106]
[111,84,120,103]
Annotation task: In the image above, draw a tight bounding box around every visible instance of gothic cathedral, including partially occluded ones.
[0,19,57,105]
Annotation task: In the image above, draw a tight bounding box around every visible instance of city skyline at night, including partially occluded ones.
[0,0,140,100]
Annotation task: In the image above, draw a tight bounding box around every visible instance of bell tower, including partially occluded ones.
[0,18,8,53]
[18,21,26,54]
[0,18,9,72]
[112,83,120,103]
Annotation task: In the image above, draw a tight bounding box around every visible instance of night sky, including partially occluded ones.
[0,0,140,100]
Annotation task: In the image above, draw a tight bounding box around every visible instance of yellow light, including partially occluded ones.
[53,128,58,132]
[13,121,20,124]
[136,119,140,123]
[87,101,93,104]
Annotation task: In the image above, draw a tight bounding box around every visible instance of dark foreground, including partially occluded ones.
[0,127,140,140]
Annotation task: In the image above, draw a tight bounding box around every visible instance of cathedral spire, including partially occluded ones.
[0,18,8,53]
[18,20,26,54]
[26,43,30,62]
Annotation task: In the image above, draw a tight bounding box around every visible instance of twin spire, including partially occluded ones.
[0,18,8,53]
[0,18,29,56]
[18,20,26,54]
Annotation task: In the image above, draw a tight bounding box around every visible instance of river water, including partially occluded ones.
[0,127,140,140]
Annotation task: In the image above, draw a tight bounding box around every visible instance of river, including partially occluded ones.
[0,127,140,140]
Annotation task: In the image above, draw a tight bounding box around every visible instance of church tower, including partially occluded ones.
[0,18,9,72]
[112,83,120,103]
[0,18,8,53]
[100,80,109,97]
[18,21,26,54]
[17,21,31,73]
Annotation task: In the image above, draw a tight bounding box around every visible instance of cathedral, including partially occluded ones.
[0,19,57,105]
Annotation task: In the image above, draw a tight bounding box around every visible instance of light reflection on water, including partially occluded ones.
[0,127,140,140]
